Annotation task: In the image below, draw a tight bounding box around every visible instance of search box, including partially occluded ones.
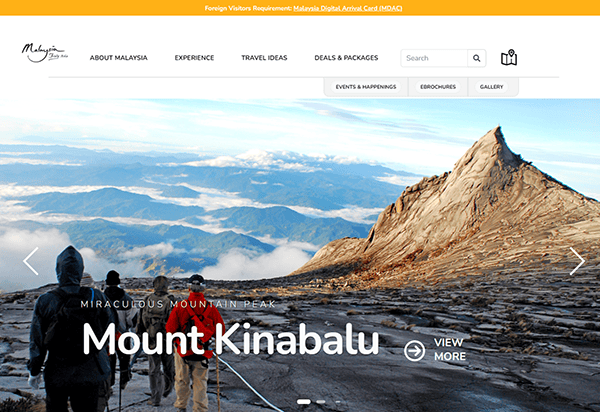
[401,49,486,67]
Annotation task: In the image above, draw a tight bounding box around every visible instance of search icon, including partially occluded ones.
[468,49,486,67]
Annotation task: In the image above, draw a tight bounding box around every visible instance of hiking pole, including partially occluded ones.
[216,354,221,412]
[119,374,122,412]
[129,345,144,370]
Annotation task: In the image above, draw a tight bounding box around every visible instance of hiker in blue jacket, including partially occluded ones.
[28,245,114,412]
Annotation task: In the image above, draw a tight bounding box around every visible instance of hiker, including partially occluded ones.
[136,275,176,407]
[104,270,138,390]
[166,274,224,412]
[28,246,113,412]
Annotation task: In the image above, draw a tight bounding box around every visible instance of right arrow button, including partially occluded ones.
[404,340,426,362]
[569,247,585,276]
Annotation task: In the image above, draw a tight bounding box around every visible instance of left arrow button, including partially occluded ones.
[23,247,39,276]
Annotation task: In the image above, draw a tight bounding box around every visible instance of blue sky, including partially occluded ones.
[0,99,598,198]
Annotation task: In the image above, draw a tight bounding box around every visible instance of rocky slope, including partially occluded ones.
[2,272,600,411]
[292,126,600,287]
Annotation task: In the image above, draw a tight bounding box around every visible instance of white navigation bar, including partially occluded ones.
[2,17,599,97]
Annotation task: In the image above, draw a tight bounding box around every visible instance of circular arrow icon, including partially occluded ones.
[404,340,426,362]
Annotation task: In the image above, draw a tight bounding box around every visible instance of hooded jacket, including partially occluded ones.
[28,246,113,386]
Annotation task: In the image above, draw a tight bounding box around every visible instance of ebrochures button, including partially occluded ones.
[476,81,508,94]
[416,81,461,93]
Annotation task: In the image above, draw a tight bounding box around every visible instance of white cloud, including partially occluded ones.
[254,235,321,251]
[331,155,363,165]
[236,149,273,163]
[166,148,385,173]
[79,247,146,282]
[288,205,381,224]
[176,150,322,173]
[0,182,256,217]
[182,156,239,168]
[375,174,422,187]
[0,200,31,221]
[140,181,265,211]
[0,157,82,166]
[200,246,311,281]
[277,162,318,171]
[119,243,183,259]
[0,151,51,155]
[0,183,161,199]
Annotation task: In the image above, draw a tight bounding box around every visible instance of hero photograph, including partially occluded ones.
[0,99,599,412]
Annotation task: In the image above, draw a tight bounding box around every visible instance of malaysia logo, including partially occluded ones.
[22,43,68,63]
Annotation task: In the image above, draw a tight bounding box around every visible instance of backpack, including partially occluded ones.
[43,287,103,365]
[142,293,173,346]
[177,301,213,362]
[104,286,134,334]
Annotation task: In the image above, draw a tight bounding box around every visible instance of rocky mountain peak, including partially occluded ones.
[452,126,521,178]
[292,127,600,287]
[393,127,522,219]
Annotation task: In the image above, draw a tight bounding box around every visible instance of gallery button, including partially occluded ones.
[409,78,467,96]
[475,81,508,93]
[469,78,519,96]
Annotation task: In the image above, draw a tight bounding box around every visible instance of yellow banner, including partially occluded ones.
[1,0,598,15]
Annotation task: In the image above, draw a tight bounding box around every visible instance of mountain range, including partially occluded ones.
[0,145,416,286]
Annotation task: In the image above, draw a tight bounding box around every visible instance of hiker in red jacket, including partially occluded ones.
[166,274,224,412]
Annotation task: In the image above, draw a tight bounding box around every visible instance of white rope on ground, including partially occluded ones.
[121,396,152,410]
[216,354,221,412]
[217,355,285,412]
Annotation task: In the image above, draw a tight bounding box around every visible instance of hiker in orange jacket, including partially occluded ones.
[166,274,224,412]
